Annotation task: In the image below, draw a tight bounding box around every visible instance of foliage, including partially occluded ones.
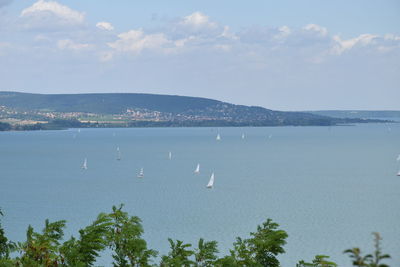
[297,255,337,267]
[0,206,394,266]
[15,219,66,266]
[0,209,15,261]
[344,232,391,267]
[161,239,194,267]
[0,122,12,131]
[194,238,218,267]
[60,212,113,266]
[107,204,157,267]
[223,218,288,267]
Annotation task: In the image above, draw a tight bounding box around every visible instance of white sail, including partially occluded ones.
[397,154,400,161]
[82,158,87,170]
[137,168,144,178]
[241,133,245,139]
[117,147,121,160]
[207,173,214,188]
[216,134,221,141]
[168,151,172,160]
[194,163,200,174]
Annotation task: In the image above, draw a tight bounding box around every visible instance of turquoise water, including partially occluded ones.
[1,124,399,266]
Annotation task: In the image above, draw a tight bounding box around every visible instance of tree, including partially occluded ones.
[217,219,288,267]
[247,218,288,266]
[107,204,157,267]
[297,255,337,267]
[16,219,66,266]
[60,212,113,266]
[194,238,218,267]
[161,239,194,267]
[0,208,16,266]
[344,232,391,267]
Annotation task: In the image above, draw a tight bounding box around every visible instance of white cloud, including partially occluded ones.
[108,29,172,54]
[221,26,239,40]
[384,34,400,41]
[57,39,92,50]
[20,0,85,28]
[274,25,291,40]
[180,12,217,30]
[332,33,377,54]
[96,21,114,31]
[303,24,328,36]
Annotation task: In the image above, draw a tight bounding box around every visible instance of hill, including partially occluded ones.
[0,92,384,128]
[308,110,400,121]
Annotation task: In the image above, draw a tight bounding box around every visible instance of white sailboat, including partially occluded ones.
[241,133,245,139]
[137,168,144,178]
[82,158,88,170]
[396,154,400,161]
[397,170,400,176]
[194,163,200,174]
[207,173,215,188]
[168,151,172,160]
[216,133,221,141]
[116,147,121,161]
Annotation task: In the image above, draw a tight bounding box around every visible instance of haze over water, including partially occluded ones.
[1,124,399,266]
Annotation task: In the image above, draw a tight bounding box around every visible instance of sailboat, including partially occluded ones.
[137,168,144,178]
[216,134,221,141]
[207,173,215,188]
[116,147,121,161]
[194,163,200,174]
[397,154,400,161]
[241,133,245,139]
[397,170,400,176]
[81,158,88,170]
[168,151,172,160]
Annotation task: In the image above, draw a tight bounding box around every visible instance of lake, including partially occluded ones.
[0,124,399,266]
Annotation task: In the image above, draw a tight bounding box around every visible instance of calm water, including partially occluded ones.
[1,124,399,266]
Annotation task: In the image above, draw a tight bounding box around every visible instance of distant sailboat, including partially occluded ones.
[82,158,88,170]
[397,154,400,161]
[397,170,400,176]
[78,129,81,133]
[116,147,121,161]
[241,133,245,139]
[216,134,221,141]
[168,151,172,160]
[194,163,200,174]
[207,173,215,188]
[137,168,144,178]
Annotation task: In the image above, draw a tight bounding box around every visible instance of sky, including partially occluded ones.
[0,0,399,110]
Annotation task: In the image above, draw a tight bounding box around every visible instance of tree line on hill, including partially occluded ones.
[0,205,391,267]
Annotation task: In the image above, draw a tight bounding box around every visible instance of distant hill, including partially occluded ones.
[0,92,385,127]
[308,110,400,121]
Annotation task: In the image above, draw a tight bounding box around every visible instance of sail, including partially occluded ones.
[82,158,87,169]
[216,134,221,141]
[397,154,400,161]
[138,168,144,178]
[194,163,200,173]
[207,173,214,188]
[168,151,172,160]
[241,133,245,139]
[117,147,121,160]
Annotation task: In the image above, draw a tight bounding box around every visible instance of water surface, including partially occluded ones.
[1,124,399,266]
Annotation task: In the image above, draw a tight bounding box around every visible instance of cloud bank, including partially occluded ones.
[0,1,399,110]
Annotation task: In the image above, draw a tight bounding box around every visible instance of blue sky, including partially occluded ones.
[0,0,399,110]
